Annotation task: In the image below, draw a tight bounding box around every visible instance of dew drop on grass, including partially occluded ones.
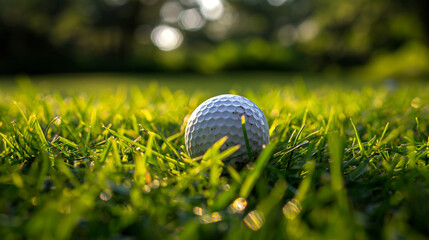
[143,185,151,193]
[100,189,113,201]
[282,199,302,220]
[150,179,160,189]
[246,164,255,170]
[89,161,95,170]
[200,214,212,224]
[411,97,422,109]
[229,197,247,213]
[193,207,203,216]
[222,183,230,191]
[54,117,62,125]
[210,212,222,222]
[161,177,169,187]
[243,210,265,231]
[200,212,223,223]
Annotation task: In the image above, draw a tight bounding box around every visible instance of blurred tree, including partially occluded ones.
[0,0,428,78]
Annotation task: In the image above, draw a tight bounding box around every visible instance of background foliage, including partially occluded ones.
[1,0,429,77]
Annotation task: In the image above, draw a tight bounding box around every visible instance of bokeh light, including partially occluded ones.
[99,189,113,201]
[267,0,289,7]
[211,212,222,222]
[204,3,236,40]
[143,184,151,193]
[229,197,247,213]
[282,199,302,220]
[243,210,265,231]
[1,0,428,77]
[277,25,298,46]
[200,212,223,223]
[179,8,206,31]
[193,206,204,216]
[151,25,184,51]
[297,20,319,42]
[198,0,224,21]
[160,1,184,23]
[411,97,422,109]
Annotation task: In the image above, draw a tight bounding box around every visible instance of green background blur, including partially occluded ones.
[1,0,428,79]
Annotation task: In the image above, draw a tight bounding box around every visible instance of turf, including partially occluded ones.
[0,76,429,240]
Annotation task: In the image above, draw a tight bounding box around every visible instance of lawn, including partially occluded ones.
[0,74,428,239]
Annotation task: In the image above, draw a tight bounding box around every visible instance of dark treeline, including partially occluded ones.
[1,0,428,78]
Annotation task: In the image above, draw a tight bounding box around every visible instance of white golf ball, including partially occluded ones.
[185,94,269,166]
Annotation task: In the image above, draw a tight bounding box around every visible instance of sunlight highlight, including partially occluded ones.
[298,20,319,42]
[229,197,247,213]
[198,0,224,21]
[179,8,206,31]
[151,25,183,51]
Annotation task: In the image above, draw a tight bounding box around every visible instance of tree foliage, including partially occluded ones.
[0,0,428,77]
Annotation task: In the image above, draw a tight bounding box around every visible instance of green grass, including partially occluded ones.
[0,75,429,240]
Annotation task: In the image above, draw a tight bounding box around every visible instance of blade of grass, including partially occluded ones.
[241,115,253,161]
[328,131,345,191]
[350,118,366,156]
[103,126,185,169]
[256,179,287,215]
[415,117,424,142]
[99,138,113,164]
[240,142,277,199]
[377,122,390,148]
[58,137,79,149]
[295,160,315,202]
[85,126,92,149]
[14,102,28,123]
[287,124,306,169]
[44,116,60,140]
[227,165,242,183]
[33,117,50,148]
[135,133,154,185]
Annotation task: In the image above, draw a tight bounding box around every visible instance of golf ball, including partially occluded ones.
[185,94,269,166]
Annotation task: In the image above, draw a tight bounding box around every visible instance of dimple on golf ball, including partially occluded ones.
[184,94,269,166]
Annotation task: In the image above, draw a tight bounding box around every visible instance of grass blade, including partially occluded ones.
[350,118,366,156]
[241,115,253,161]
[240,142,277,199]
[103,126,185,169]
